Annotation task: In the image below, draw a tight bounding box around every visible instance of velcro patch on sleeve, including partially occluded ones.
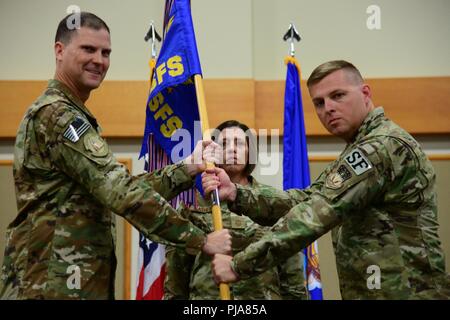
[337,165,352,181]
[344,148,373,175]
[63,116,91,143]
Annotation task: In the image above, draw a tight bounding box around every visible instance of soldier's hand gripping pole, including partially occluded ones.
[194,74,231,300]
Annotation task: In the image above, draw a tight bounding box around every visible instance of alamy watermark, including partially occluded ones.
[366,5,381,30]
[66,264,81,290]
[66,5,81,30]
[155,121,281,176]
[367,264,381,289]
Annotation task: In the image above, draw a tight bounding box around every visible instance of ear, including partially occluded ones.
[54,41,65,61]
[361,84,372,104]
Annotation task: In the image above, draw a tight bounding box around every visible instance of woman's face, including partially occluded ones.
[217,127,248,175]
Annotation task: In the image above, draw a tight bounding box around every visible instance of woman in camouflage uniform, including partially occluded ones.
[164,120,308,300]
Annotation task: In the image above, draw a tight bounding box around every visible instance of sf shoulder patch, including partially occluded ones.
[63,117,91,143]
[344,148,373,175]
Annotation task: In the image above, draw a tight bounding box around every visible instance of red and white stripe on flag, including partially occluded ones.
[136,235,166,300]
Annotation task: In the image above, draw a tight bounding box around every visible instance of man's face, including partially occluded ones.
[55,27,111,95]
[308,69,372,142]
[217,127,248,175]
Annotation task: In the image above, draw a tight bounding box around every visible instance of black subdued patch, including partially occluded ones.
[337,165,352,182]
[63,117,91,143]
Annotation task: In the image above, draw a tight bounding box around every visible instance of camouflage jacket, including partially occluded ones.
[0,79,206,300]
[230,107,450,299]
[164,178,308,300]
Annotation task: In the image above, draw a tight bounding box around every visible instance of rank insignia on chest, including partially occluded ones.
[63,117,91,143]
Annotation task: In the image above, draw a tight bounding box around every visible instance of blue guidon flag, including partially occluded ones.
[283,56,324,300]
[140,0,202,161]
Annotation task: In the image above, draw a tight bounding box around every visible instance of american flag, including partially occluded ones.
[136,235,166,300]
[135,135,196,300]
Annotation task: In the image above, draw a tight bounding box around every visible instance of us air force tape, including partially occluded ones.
[63,117,91,143]
[344,148,373,175]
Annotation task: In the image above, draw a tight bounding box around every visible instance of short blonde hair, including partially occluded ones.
[307,60,364,88]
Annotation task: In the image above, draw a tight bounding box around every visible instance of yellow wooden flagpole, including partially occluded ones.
[194,74,231,300]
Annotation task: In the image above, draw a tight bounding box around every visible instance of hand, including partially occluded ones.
[202,229,232,256]
[212,254,239,284]
[203,140,223,166]
[184,140,221,176]
[201,167,237,201]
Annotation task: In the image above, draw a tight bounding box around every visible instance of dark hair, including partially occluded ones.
[214,120,257,176]
[307,60,364,88]
[55,12,110,44]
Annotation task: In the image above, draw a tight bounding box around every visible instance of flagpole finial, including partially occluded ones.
[144,21,162,58]
[283,22,301,57]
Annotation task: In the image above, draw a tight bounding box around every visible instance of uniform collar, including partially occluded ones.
[351,107,385,143]
[47,79,99,127]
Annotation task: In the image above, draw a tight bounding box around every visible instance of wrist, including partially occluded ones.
[182,158,200,177]
[185,232,207,256]
[200,235,208,253]
[230,260,241,281]
[229,183,237,201]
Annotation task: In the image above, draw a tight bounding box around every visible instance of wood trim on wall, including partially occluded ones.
[1,77,449,138]
[308,155,338,162]
[0,160,13,166]
[429,154,450,161]
[3,154,450,166]
[309,154,450,163]
[256,77,450,135]
[4,154,449,166]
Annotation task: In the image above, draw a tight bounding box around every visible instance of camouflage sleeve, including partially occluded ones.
[277,253,308,300]
[232,141,392,279]
[35,104,205,254]
[229,173,329,226]
[164,246,195,299]
[132,163,195,202]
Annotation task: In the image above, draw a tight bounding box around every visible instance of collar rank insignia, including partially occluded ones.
[63,116,91,143]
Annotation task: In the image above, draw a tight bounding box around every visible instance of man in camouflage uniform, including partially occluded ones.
[0,12,231,300]
[164,121,307,300]
[205,60,450,299]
